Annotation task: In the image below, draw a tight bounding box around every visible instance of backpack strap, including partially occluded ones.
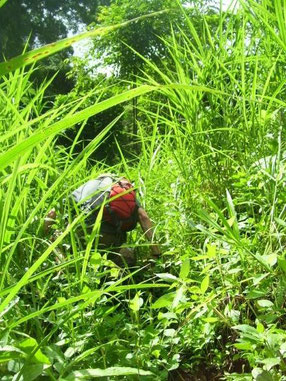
[104,203,121,231]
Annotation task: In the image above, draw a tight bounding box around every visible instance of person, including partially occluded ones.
[44,174,160,267]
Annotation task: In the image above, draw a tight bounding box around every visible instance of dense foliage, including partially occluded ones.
[0,0,104,58]
[0,0,286,380]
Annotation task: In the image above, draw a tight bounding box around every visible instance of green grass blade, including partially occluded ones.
[0,10,169,77]
[0,0,8,8]
[0,85,154,171]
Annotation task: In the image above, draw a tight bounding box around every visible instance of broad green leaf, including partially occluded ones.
[201,264,212,275]
[172,286,184,309]
[158,312,177,321]
[256,322,265,333]
[0,27,114,77]
[252,367,274,381]
[65,346,77,359]
[200,276,209,294]
[189,286,202,294]
[21,364,46,381]
[259,357,280,371]
[65,367,153,380]
[228,268,242,274]
[246,289,267,299]
[0,346,24,363]
[233,325,259,334]
[257,300,274,308]
[233,325,261,341]
[275,217,286,227]
[90,252,102,268]
[164,329,176,337]
[207,244,216,258]
[179,259,190,280]
[156,273,178,282]
[280,342,286,355]
[234,342,253,350]
[151,292,175,309]
[262,254,277,267]
[227,216,236,227]
[129,292,143,312]
[18,338,51,365]
[0,346,22,353]
[253,273,269,286]
[152,349,160,359]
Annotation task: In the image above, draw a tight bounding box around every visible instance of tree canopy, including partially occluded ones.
[0,0,105,58]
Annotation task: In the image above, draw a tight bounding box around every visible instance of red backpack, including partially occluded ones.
[72,176,138,232]
[103,180,138,232]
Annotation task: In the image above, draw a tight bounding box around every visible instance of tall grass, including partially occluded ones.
[132,1,286,378]
[1,1,286,380]
[0,68,165,380]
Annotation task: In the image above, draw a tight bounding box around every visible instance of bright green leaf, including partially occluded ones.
[151,292,175,309]
[256,322,265,333]
[65,367,153,380]
[227,216,236,227]
[21,364,46,381]
[152,350,160,359]
[259,357,280,371]
[164,329,176,337]
[129,293,143,312]
[233,325,261,341]
[275,217,286,227]
[203,317,218,323]
[234,342,253,350]
[252,368,274,381]
[0,346,24,363]
[18,338,51,365]
[156,273,178,282]
[262,254,277,267]
[191,255,209,261]
[179,259,190,280]
[172,286,184,309]
[246,289,267,299]
[257,300,274,308]
[200,276,209,294]
[207,244,216,258]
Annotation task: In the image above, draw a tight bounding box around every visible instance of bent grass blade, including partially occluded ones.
[0,85,154,172]
[0,0,8,8]
[0,10,169,77]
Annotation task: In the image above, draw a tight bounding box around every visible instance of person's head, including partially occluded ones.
[119,177,130,186]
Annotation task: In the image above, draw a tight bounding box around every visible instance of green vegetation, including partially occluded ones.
[0,0,286,380]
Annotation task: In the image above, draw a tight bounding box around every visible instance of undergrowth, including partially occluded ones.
[0,1,286,380]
